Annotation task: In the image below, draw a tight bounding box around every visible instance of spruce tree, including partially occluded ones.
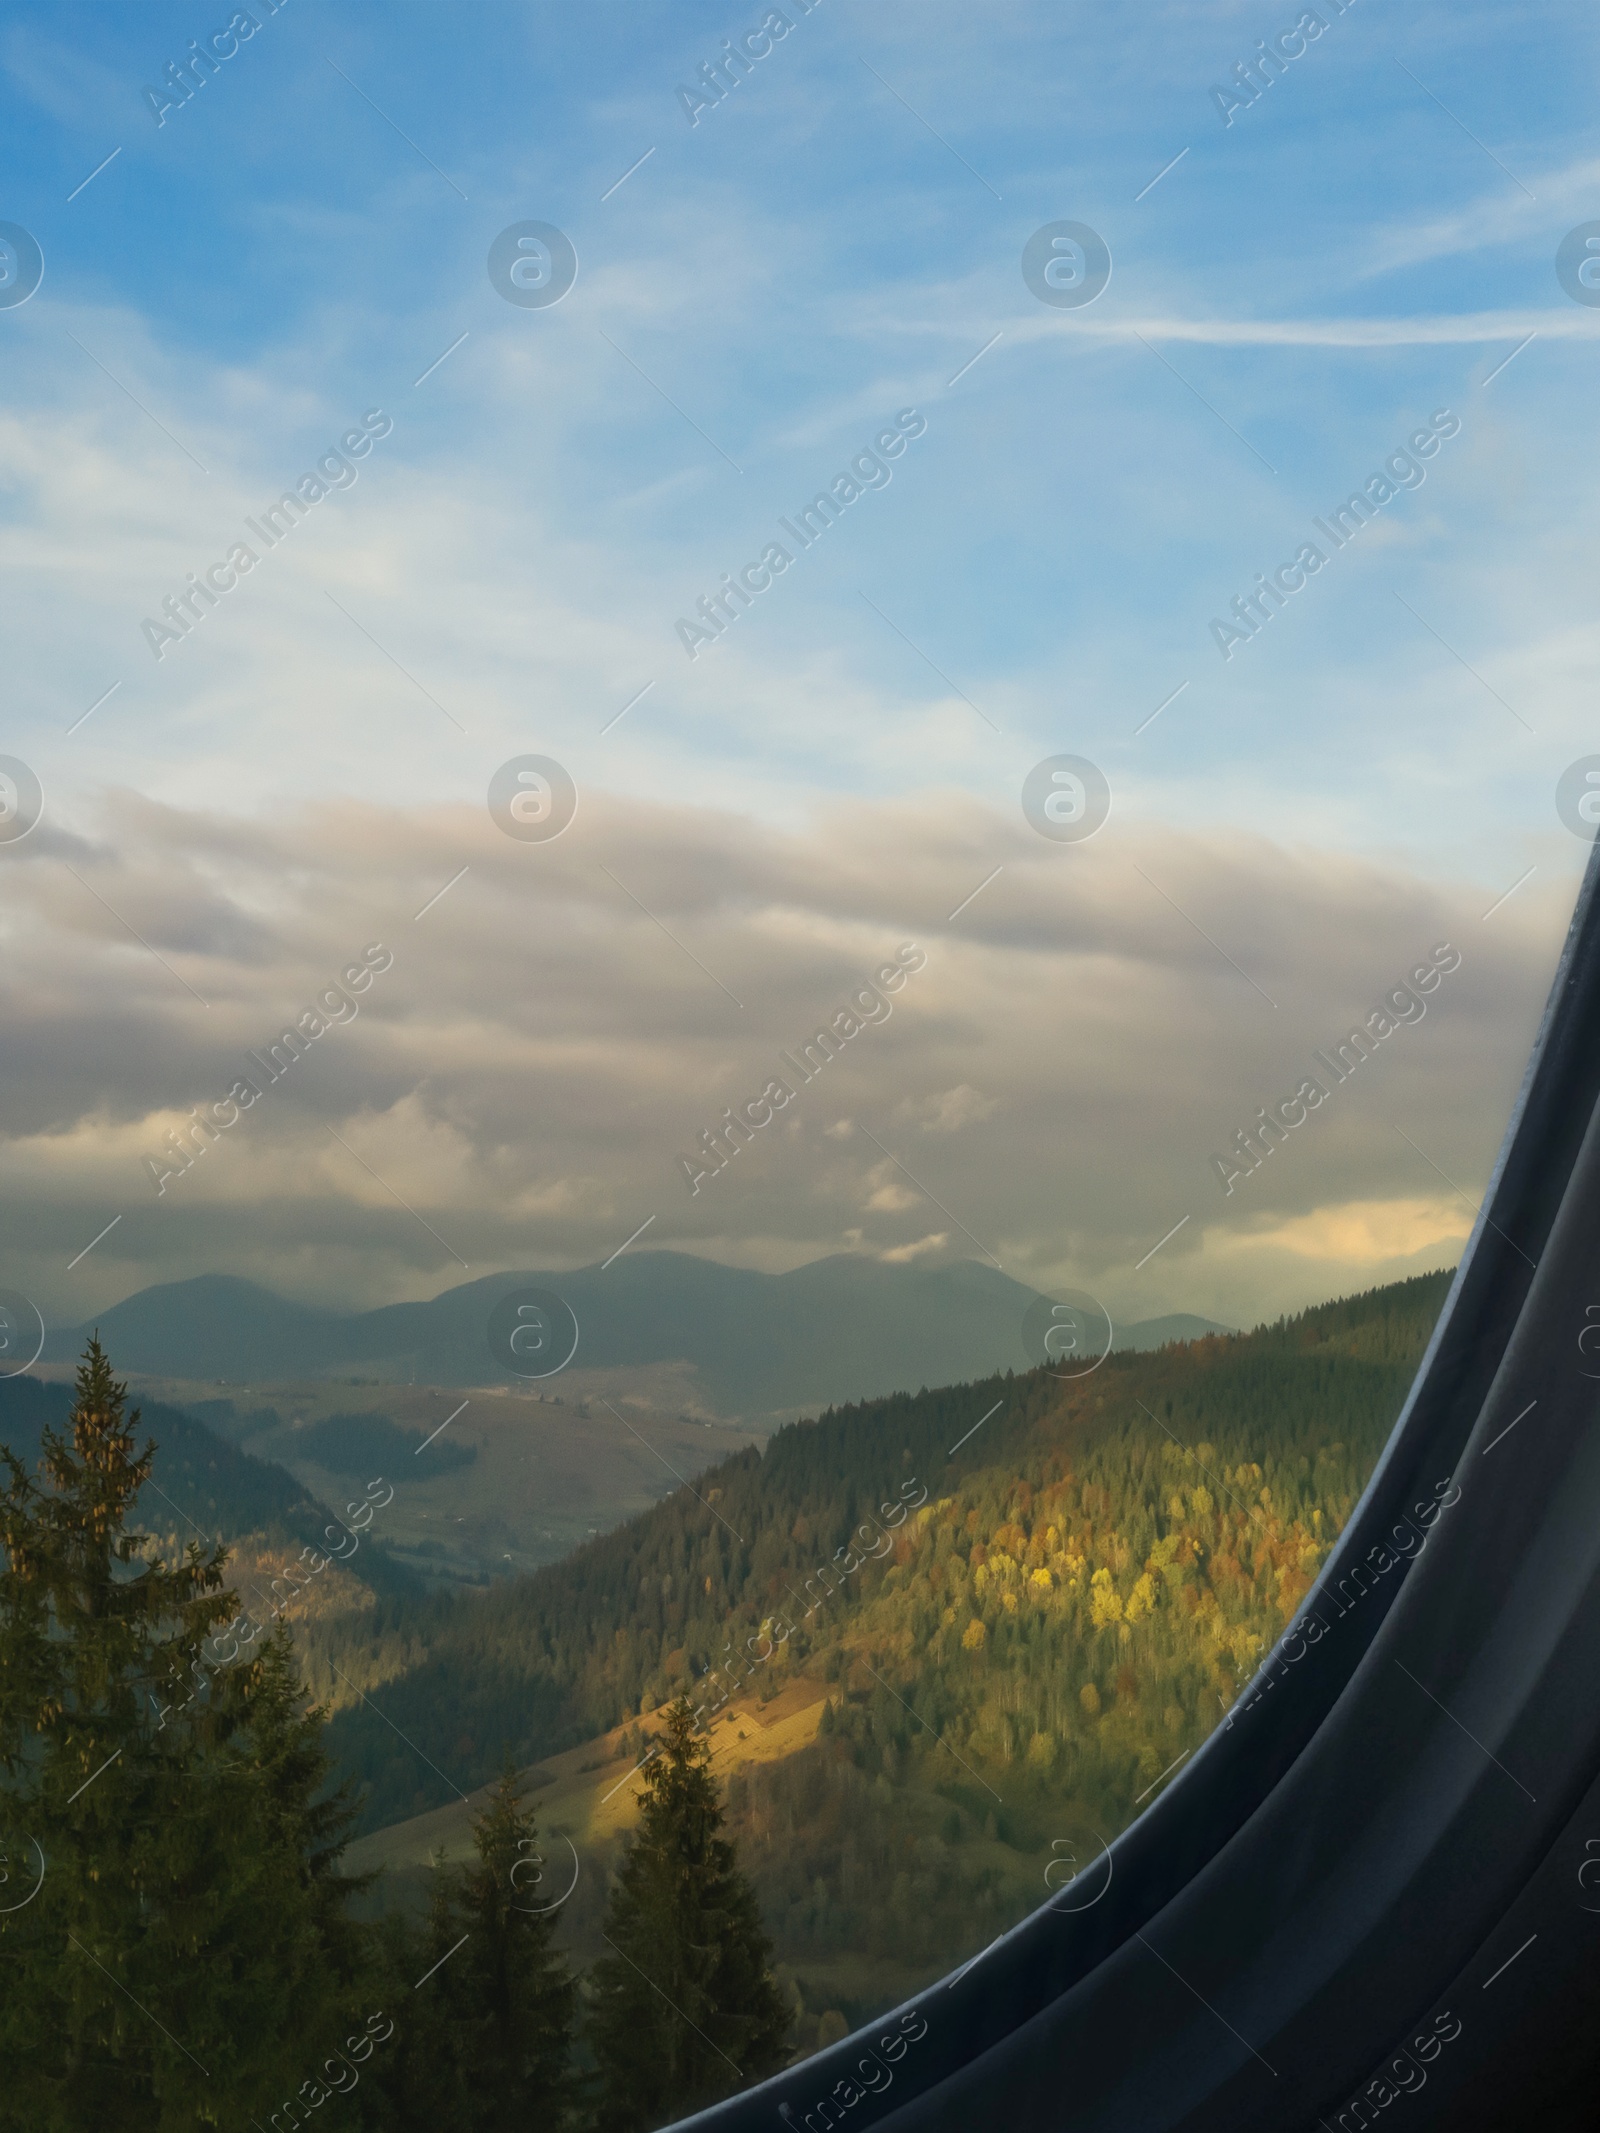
[375,1777,578,2133]
[588,1699,789,2133]
[455,1765,579,2130]
[0,1338,375,2130]
[245,1624,373,1993]
[375,1857,477,2133]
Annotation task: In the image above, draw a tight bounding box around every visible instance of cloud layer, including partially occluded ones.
[0,784,1564,1333]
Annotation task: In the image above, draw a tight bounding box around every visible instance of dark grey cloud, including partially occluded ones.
[0,787,1563,1333]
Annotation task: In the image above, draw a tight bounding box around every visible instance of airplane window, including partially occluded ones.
[0,9,1587,2132]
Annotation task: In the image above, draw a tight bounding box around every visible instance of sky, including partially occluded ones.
[1,0,1598,1343]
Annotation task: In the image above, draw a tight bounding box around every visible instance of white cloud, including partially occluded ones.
[1355,154,1600,279]
[894,1084,998,1133]
[880,1231,950,1263]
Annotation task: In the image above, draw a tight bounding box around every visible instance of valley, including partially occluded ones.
[52,1364,760,1588]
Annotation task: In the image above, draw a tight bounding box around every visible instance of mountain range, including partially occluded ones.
[44,1253,1233,1419]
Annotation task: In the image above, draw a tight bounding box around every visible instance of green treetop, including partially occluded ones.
[0,1338,374,2132]
[588,1697,790,2133]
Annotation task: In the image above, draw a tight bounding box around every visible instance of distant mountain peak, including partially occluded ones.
[47,1251,1233,1420]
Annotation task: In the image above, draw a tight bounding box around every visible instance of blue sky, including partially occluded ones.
[2,0,1597,1332]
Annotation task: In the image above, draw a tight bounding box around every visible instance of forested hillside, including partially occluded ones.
[328,1269,1453,1837]
[0,1371,422,1705]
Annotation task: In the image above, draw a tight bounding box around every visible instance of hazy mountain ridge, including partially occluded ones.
[43,1254,1235,1419]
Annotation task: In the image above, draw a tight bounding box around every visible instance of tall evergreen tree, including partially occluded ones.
[245,1624,374,1996]
[0,1339,375,2131]
[457,1766,579,2130]
[374,1858,477,2133]
[588,1698,789,2133]
[374,1776,578,2133]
